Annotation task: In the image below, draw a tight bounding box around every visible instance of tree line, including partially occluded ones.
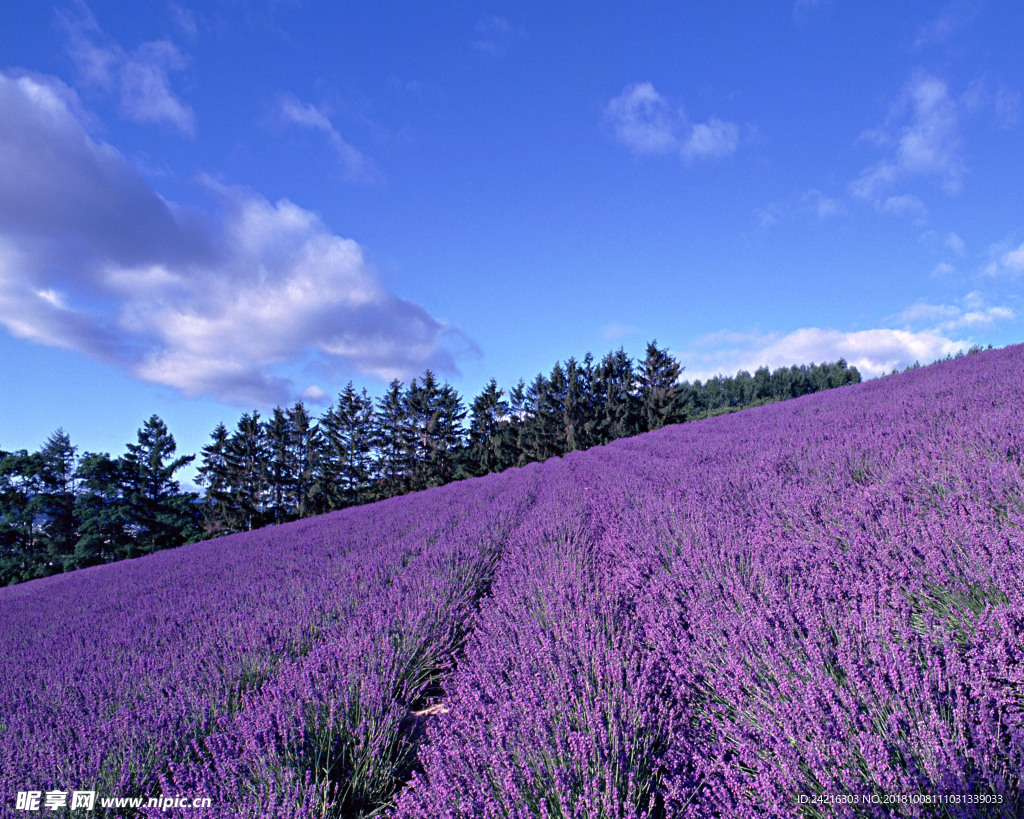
[1,342,861,585]
[193,342,860,534]
[0,416,199,585]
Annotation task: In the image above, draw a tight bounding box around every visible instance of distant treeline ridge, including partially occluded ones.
[1,340,873,585]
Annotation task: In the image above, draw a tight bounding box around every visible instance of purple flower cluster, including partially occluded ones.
[3,345,1023,817]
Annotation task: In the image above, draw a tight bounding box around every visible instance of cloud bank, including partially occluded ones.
[683,290,1015,383]
[605,82,740,163]
[0,71,465,406]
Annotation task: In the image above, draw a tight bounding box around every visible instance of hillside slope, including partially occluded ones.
[2,346,1023,818]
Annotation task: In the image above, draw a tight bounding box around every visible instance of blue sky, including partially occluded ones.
[1,0,1022,480]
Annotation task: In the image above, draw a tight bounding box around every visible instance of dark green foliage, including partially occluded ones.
[1,417,199,585]
[73,452,134,567]
[121,415,200,554]
[466,379,515,476]
[197,423,233,537]
[374,380,413,499]
[1,337,871,586]
[0,449,40,584]
[637,340,684,432]
[405,370,466,491]
[321,383,375,508]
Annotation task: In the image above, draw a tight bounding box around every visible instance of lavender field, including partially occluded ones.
[3,346,1023,818]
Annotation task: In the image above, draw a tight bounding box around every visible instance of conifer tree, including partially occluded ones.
[226,411,269,531]
[467,379,512,476]
[321,384,375,508]
[33,430,79,574]
[0,449,39,584]
[637,340,684,431]
[73,452,133,567]
[122,415,198,553]
[593,348,639,442]
[286,402,321,518]
[197,423,233,536]
[374,380,412,499]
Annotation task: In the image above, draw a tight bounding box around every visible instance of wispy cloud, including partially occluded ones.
[982,239,1024,277]
[473,16,526,56]
[605,82,741,163]
[892,291,1014,332]
[852,71,964,209]
[914,2,979,48]
[756,188,845,228]
[0,71,468,406]
[58,1,196,135]
[278,94,378,183]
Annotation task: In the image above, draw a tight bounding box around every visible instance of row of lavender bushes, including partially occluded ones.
[2,344,1023,817]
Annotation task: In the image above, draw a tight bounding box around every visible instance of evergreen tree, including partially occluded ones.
[373,380,412,499]
[287,402,321,518]
[0,449,39,585]
[225,412,269,531]
[563,354,595,452]
[33,429,79,574]
[264,407,293,525]
[123,415,199,553]
[637,340,684,431]
[321,384,375,508]
[518,373,558,464]
[404,371,466,490]
[73,452,133,567]
[593,348,639,442]
[467,379,512,476]
[197,423,234,536]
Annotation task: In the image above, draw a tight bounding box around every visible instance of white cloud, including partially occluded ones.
[852,72,964,214]
[59,2,195,135]
[681,117,740,162]
[0,71,467,406]
[120,40,195,134]
[892,291,1014,333]
[684,326,972,381]
[1003,242,1024,274]
[278,95,377,182]
[605,82,740,162]
[880,194,928,221]
[981,239,1024,277]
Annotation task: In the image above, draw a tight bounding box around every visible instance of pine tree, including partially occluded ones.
[73,452,133,567]
[34,429,79,574]
[321,384,375,509]
[373,381,412,499]
[225,412,269,531]
[637,340,684,431]
[197,423,234,536]
[594,348,639,442]
[0,449,39,584]
[123,415,198,553]
[467,379,511,476]
[287,402,321,518]
[264,407,293,525]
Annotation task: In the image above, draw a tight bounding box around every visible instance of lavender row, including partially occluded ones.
[152,464,542,817]
[397,346,1024,817]
[0,470,535,813]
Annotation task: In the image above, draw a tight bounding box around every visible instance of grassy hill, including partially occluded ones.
[2,345,1022,818]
